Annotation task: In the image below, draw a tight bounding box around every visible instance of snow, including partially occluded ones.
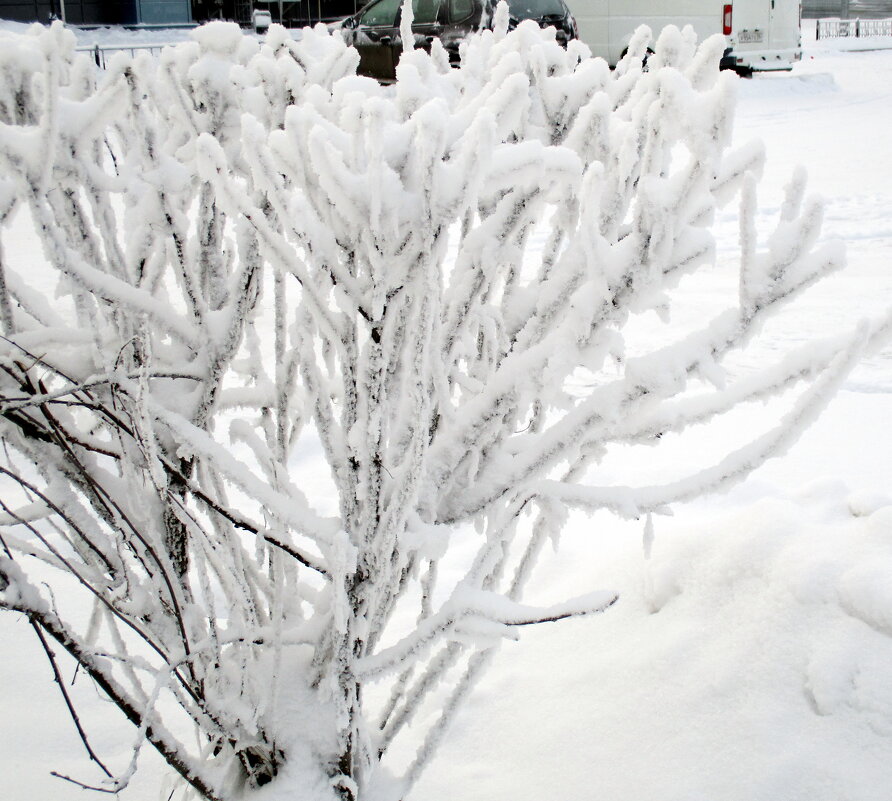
[412,480,892,801]
[1,19,892,801]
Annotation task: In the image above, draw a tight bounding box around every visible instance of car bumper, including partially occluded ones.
[725,46,803,72]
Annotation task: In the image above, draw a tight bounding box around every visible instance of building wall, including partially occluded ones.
[803,0,892,17]
[68,0,137,23]
[0,0,192,23]
[138,0,190,22]
[803,0,841,16]
[848,0,892,14]
[0,0,57,22]
[243,0,360,26]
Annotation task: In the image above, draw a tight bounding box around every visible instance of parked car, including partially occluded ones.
[338,0,578,81]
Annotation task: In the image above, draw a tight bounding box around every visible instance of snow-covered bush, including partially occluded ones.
[0,14,885,801]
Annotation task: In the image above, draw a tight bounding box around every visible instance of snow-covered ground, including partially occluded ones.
[2,21,892,801]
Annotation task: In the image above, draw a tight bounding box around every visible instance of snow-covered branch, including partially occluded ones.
[0,13,884,801]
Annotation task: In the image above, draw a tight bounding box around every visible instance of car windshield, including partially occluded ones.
[506,0,565,19]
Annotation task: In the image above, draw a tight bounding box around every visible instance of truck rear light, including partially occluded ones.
[723,4,733,35]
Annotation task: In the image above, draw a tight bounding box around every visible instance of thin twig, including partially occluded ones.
[50,771,119,794]
[31,622,115,778]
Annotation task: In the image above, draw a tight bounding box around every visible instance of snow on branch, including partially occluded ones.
[358,586,617,680]
[0,15,886,801]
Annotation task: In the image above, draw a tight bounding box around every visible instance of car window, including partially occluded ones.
[449,0,474,22]
[412,0,441,24]
[359,0,402,27]
[506,0,565,18]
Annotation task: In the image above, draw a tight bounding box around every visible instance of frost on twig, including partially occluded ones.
[0,16,885,801]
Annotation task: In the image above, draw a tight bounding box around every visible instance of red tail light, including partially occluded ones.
[723,4,733,35]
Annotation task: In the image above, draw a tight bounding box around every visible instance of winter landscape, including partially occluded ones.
[1,14,892,801]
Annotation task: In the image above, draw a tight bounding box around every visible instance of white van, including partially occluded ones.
[566,0,802,74]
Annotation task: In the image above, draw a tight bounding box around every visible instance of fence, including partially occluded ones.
[74,42,176,69]
[817,16,892,37]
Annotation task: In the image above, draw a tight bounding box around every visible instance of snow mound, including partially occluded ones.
[412,479,892,801]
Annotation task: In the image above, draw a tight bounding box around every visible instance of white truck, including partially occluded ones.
[566,0,802,74]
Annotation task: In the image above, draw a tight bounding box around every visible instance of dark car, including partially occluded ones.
[338,0,578,81]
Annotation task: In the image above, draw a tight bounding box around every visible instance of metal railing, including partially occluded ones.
[74,43,177,69]
[817,16,892,37]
